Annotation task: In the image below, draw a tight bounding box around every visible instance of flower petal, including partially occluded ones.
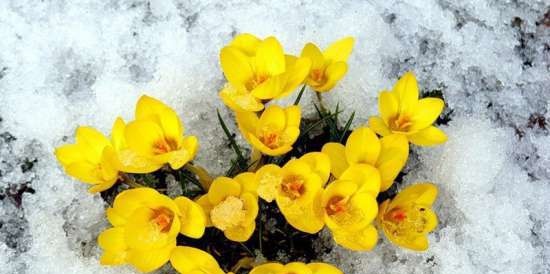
[392,71,419,115]
[254,37,285,76]
[308,263,343,274]
[376,134,409,191]
[368,116,392,136]
[332,225,378,251]
[174,196,206,239]
[98,227,126,252]
[379,91,399,124]
[208,177,242,204]
[220,46,254,88]
[410,98,444,131]
[408,126,447,146]
[279,57,311,98]
[219,84,264,112]
[321,142,349,178]
[300,152,331,185]
[230,33,261,56]
[170,246,224,274]
[314,62,347,92]
[250,263,284,274]
[300,43,325,70]
[391,183,438,208]
[339,164,381,197]
[345,126,381,166]
[126,240,175,273]
[224,221,256,242]
[323,37,355,63]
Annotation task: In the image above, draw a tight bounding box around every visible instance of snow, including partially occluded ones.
[0,0,549,273]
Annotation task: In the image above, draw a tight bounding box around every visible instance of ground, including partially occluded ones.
[0,0,549,273]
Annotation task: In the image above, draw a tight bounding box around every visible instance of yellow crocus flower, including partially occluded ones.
[170,246,225,274]
[321,178,379,251]
[368,72,448,146]
[254,152,329,233]
[99,188,206,272]
[250,262,343,274]
[378,183,438,251]
[196,173,259,242]
[122,95,199,171]
[300,37,355,92]
[55,126,119,193]
[219,34,311,112]
[321,126,408,191]
[236,105,301,156]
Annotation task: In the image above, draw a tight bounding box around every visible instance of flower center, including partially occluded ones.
[389,115,413,132]
[384,206,430,238]
[210,196,246,231]
[153,137,179,154]
[247,74,269,90]
[310,69,326,84]
[259,131,280,149]
[281,175,305,199]
[151,207,174,233]
[325,196,347,216]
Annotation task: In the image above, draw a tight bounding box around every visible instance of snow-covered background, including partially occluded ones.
[0,0,549,273]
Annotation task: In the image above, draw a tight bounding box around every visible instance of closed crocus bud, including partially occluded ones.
[99,188,206,272]
[236,105,301,156]
[55,126,119,193]
[378,183,439,251]
[368,71,448,146]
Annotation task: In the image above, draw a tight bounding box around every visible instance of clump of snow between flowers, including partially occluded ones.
[0,0,548,273]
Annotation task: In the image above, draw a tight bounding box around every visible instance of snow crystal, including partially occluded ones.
[0,0,548,273]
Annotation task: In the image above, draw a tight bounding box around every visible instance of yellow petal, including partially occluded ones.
[339,164,381,197]
[126,240,175,273]
[301,43,325,70]
[111,188,160,221]
[391,183,438,208]
[157,107,184,142]
[255,164,283,202]
[248,135,293,156]
[234,172,258,196]
[106,207,127,227]
[250,74,285,99]
[125,120,164,156]
[235,110,259,140]
[65,162,103,184]
[75,126,110,160]
[88,180,117,193]
[308,263,343,274]
[314,62,347,92]
[174,196,206,239]
[100,250,127,266]
[250,263,284,274]
[98,227,126,251]
[410,98,444,131]
[368,116,392,136]
[345,126,381,165]
[392,71,419,115]
[196,195,213,227]
[376,134,409,191]
[379,91,399,124]
[55,144,85,166]
[241,192,259,224]
[230,33,261,56]
[220,46,254,88]
[284,105,301,128]
[279,57,311,98]
[277,189,324,234]
[111,117,127,151]
[124,206,175,250]
[323,37,355,63]
[322,181,377,231]
[219,84,264,112]
[283,262,313,274]
[170,246,225,274]
[408,126,447,146]
[300,152,331,185]
[224,221,256,242]
[208,177,242,204]
[258,105,286,133]
[254,37,285,76]
[332,225,378,251]
[321,142,349,178]
[135,95,170,120]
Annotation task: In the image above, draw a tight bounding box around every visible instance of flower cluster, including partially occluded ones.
[55,33,447,273]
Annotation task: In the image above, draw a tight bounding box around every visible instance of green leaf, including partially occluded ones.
[217,109,247,169]
[293,84,307,105]
[339,111,355,143]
